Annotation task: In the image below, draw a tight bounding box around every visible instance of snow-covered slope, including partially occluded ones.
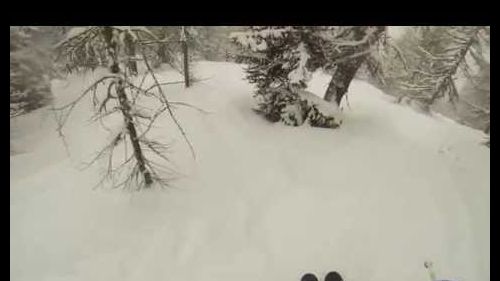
[10,62,489,281]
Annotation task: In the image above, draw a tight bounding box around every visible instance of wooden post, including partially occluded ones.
[181,26,190,88]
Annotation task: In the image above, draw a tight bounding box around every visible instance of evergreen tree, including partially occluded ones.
[398,27,483,104]
[374,26,490,145]
[394,27,489,140]
[10,26,53,117]
[232,26,340,128]
[231,26,389,127]
[318,26,386,105]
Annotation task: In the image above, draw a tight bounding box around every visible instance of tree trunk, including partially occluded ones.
[158,44,169,63]
[116,81,153,186]
[182,40,190,88]
[157,27,170,64]
[324,57,365,105]
[102,26,152,187]
[124,32,138,75]
[323,26,385,106]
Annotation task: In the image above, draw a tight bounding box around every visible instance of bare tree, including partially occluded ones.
[54,26,197,189]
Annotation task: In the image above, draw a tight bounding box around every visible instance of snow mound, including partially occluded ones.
[10,61,489,281]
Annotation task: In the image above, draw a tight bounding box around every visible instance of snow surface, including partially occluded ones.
[10,62,489,281]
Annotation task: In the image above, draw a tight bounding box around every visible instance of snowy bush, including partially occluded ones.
[255,87,340,128]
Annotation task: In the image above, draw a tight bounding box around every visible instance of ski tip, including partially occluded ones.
[301,273,319,281]
[325,271,343,281]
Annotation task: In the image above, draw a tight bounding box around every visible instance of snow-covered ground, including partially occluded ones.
[10,62,489,281]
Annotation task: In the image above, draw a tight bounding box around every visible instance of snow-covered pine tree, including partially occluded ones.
[393,27,486,107]
[458,27,490,145]
[231,26,340,128]
[314,26,387,105]
[10,26,53,117]
[365,26,490,146]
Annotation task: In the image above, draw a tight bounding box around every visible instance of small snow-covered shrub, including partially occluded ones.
[255,87,340,129]
[306,104,339,128]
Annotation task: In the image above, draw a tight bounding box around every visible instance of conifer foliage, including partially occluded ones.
[231,26,341,128]
[390,26,490,144]
[397,27,486,105]
[10,26,53,117]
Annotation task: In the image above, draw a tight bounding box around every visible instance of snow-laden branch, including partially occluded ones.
[54,26,96,49]
[462,99,490,115]
[330,48,373,64]
[324,27,378,47]
[139,49,197,159]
